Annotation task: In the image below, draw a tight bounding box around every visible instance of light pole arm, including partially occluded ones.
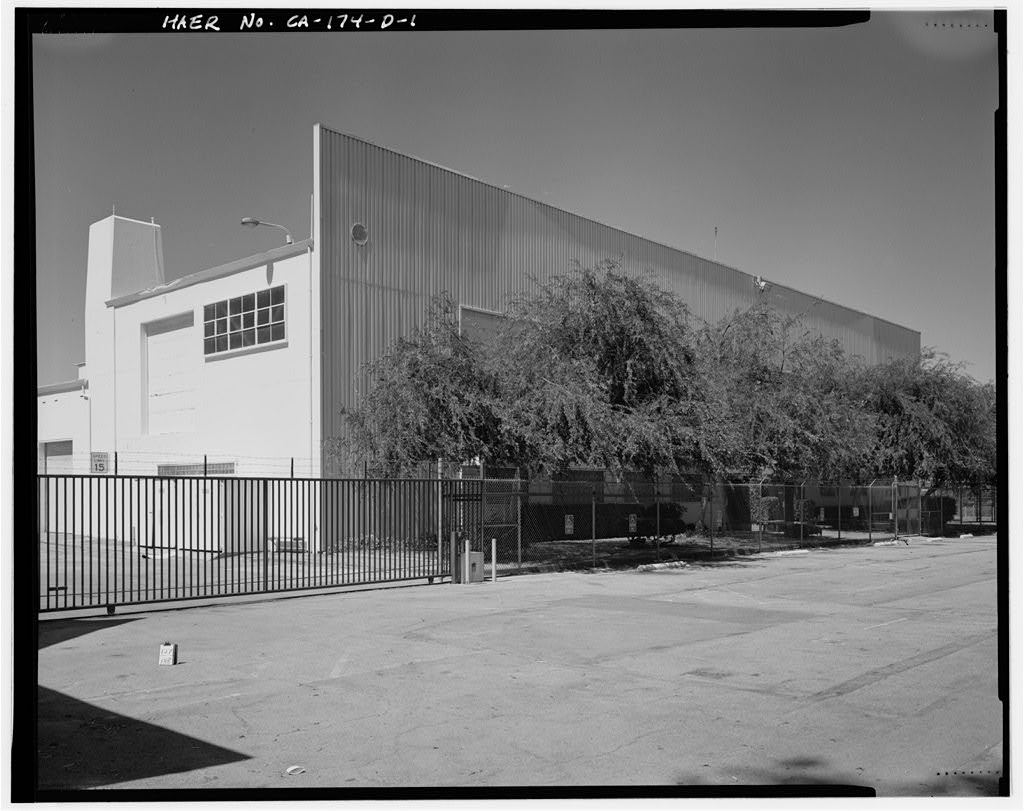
[240,217,293,244]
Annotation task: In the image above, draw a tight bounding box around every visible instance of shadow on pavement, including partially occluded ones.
[885,772,1003,797]
[37,686,249,791]
[38,617,141,650]
[675,754,875,796]
[674,752,1003,797]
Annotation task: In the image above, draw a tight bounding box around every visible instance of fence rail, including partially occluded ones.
[37,473,996,611]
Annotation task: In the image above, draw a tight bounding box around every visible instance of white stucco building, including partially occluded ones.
[38,214,318,477]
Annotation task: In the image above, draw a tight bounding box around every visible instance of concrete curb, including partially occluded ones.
[637,560,691,572]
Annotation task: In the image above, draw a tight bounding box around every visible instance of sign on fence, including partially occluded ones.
[853,507,859,518]
[90,452,109,474]
[564,514,574,535]
[628,513,638,533]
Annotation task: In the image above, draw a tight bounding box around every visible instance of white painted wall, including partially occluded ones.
[37,388,90,473]
[106,249,316,476]
[83,217,119,456]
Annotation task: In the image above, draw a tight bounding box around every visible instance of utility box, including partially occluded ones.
[465,551,484,583]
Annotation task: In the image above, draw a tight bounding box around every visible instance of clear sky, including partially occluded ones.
[31,8,1000,385]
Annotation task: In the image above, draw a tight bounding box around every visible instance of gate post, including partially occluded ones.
[758,480,763,553]
[892,479,898,539]
[262,479,269,592]
[655,486,661,561]
[479,477,485,559]
[709,480,714,556]
[799,481,805,544]
[517,480,522,571]
[591,486,596,568]
[868,481,873,543]
[436,465,443,569]
[956,484,962,532]
[837,480,842,541]
[921,481,929,536]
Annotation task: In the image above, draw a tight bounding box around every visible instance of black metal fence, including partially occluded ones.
[38,474,450,612]
[38,473,995,610]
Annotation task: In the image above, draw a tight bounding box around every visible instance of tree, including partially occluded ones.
[342,295,504,476]
[701,302,873,481]
[492,261,708,477]
[343,265,997,489]
[860,350,997,485]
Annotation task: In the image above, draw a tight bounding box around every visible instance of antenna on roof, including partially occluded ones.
[112,204,116,216]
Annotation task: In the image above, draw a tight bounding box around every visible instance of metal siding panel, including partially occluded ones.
[317,127,920,472]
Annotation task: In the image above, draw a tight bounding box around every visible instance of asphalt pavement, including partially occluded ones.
[36,534,1002,796]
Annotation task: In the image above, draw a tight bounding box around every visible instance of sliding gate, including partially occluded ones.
[38,474,450,612]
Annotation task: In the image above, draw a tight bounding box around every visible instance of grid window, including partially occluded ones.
[203,285,285,356]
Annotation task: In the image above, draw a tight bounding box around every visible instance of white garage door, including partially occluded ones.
[41,439,74,474]
[147,313,196,435]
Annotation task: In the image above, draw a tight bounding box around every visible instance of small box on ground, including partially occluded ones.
[158,642,178,666]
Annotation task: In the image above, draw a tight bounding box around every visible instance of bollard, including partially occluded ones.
[492,538,497,582]
[464,537,470,585]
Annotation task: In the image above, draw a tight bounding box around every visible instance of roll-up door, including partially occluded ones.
[146,312,196,435]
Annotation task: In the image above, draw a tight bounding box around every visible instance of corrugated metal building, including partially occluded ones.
[313,124,920,472]
[39,124,920,480]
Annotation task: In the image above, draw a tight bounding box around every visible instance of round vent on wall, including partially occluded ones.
[351,222,368,246]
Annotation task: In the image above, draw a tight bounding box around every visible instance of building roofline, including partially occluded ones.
[758,279,922,338]
[315,123,919,337]
[106,238,313,308]
[107,213,162,228]
[38,379,86,397]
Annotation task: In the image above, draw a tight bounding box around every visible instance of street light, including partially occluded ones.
[240,216,293,244]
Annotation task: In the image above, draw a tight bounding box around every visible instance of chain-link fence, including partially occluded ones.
[921,484,996,535]
[457,476,997,574]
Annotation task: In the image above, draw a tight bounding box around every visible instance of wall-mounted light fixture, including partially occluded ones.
[241,217,293,245]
